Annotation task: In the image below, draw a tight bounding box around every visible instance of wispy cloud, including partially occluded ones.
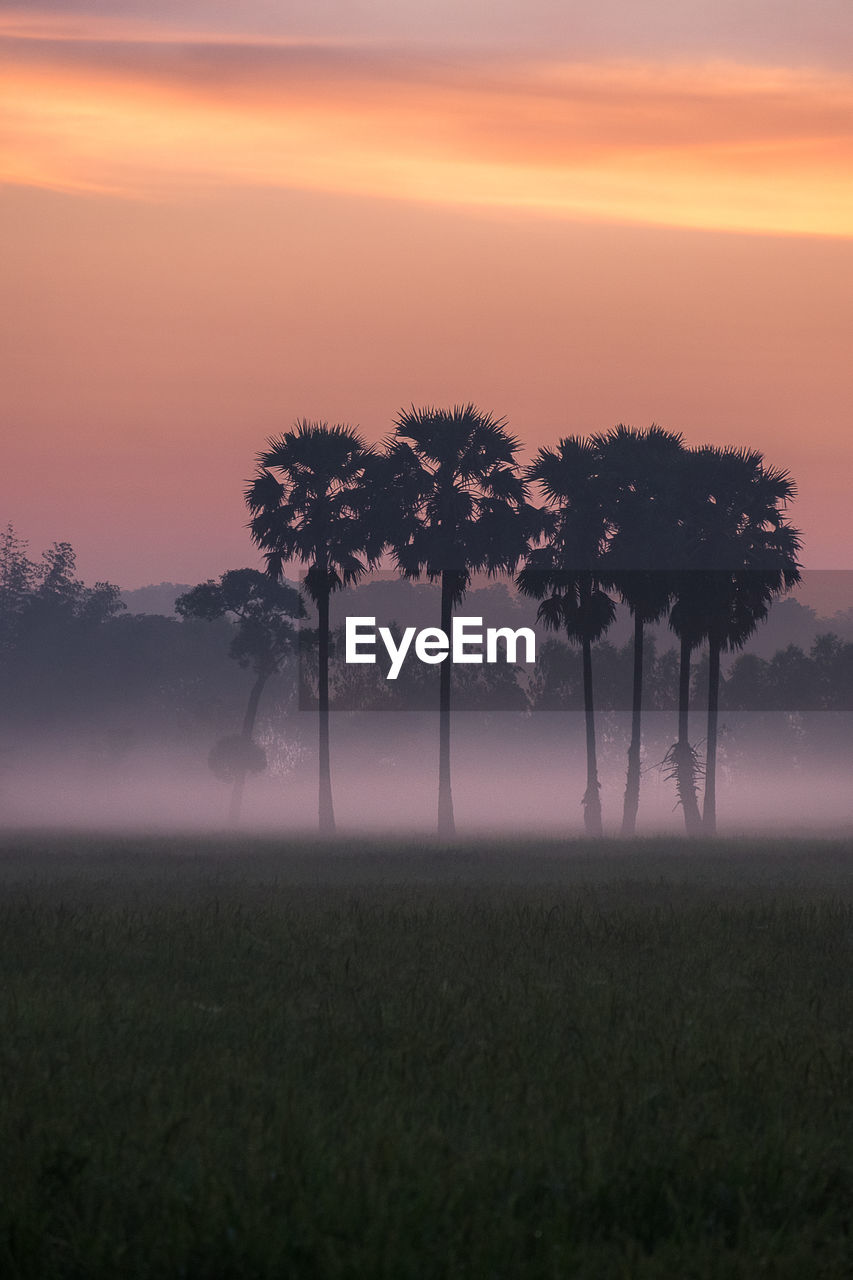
[2,25,852,237]
[0,9,364,47]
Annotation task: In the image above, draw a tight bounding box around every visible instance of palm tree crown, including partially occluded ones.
[246,421,376,600]
[518,436,616,639]
[376,403,530,596]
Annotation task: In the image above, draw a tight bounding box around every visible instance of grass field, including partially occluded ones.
[0,832,851,1278]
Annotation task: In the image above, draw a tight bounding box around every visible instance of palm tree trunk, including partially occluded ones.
[317,588,336,835]
[675,632,702,835]
[703,636,721,835]
[437,570,456,838]
[228,671,268,827]
[621,610,644,837]
[581,633,603,837]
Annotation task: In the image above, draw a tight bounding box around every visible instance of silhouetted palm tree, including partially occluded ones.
[665,444,725,834]
[518,437,615,837]
[176,569,304,825]
[372,404,530,837]
[246,421,375,834]
[666,445,801,834]
[593,425,686,836]
[667,578,707,835]
[682,447,801,834]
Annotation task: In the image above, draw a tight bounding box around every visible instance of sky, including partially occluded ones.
[1,1,852,587]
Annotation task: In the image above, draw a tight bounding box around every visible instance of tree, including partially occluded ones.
[518,437,615,837]
[371,404,530,837]
[11,541,125,721]
[666,586,706,833]
[593,425,686,836]
[665,445,729,836]
[678,447,801,834]
[176,569,304,824]
[0,523,36,654]
[245,421,375,834]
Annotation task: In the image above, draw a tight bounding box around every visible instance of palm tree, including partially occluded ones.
[593,425,686,836]
[665,444,728,834]
[667,573,707,835]
[176,569,304,825]
[666,445,801,834]
[245,421,375,834]
[518,437,615,837]
[371,404,530,837]
[682,447,801,834]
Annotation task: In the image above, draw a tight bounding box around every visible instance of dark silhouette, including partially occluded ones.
[176,569,303,824]
[0,523,37,655]
[1,407,813,838]
[245,422,375,834]
[682,447,801,834]
[593,426,685,836]
[667,455,713,836]
[519,437,615,836]
[666,610,705,833]
[371,405,530,837]
[666,446,801,834]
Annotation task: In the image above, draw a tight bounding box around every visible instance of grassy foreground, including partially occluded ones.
[0,833,851,1278]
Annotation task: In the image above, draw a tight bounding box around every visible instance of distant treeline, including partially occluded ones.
[0,530,274,754]
[320,624,853,715]
[3,516,853,835]
[1,526,851,734]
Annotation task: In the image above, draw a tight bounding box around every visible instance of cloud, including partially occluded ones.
[1,27,852,237]
[3,2,852,67]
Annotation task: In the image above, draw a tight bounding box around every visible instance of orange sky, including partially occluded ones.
[1,6,852,584]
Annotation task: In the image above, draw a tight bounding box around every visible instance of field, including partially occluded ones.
[0,833,851,1278]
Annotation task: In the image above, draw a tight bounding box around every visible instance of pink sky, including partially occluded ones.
[1,3,852,585]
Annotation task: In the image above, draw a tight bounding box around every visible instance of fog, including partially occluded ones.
[3,712,851,839]
[3,564,851,842]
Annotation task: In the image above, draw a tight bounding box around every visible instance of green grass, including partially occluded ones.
[0,833,851,1278]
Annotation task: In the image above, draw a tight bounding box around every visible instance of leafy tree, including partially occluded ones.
[176,569,303,824]
[593,425,685,835]
[518,437,615,836]
[810,633,853,711]
[246,421,375,834]
[1,529,125,650]
[0,523,36,654]
[724,652,772,712]
[371,404,530,837]
[11,541,125,723]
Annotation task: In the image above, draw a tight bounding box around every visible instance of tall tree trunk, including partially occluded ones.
[437,570,456,838]
[228,670,268,827]
[317,588,336,835]
[621,610,644,837]
[675,631,702,835]
[581,633,603,837]
[703,636,721,835]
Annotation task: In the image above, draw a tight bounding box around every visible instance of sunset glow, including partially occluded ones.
[3,37,852,238]
[1,5,851,586]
